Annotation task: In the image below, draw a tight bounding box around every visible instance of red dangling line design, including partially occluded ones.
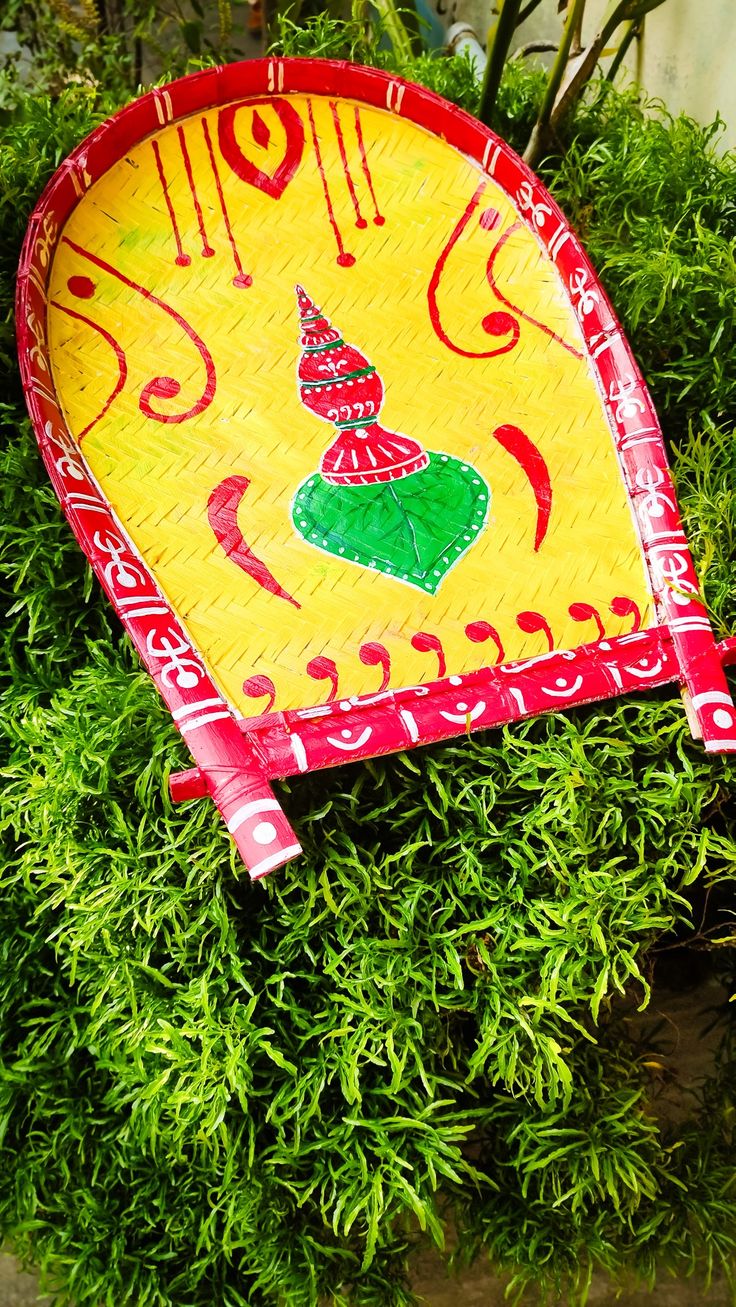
[306,100,355,268]
[330,102,367,229]
[178,125,215,258]
[151,139,191,267]
[354,107,385,226]
[201,116,252,288]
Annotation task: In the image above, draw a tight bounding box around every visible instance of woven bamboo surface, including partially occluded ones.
[46,93,654,716]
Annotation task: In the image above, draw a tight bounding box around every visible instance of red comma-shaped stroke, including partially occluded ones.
[492,423,552,552]
[465,621,505,664]
[610,595,642,633]
[306,656,339,702]
[218,98,305,200]
[208,475,300,608]
[411,631,446,678]
[359,641,391,691]
[569,601,605,641]
[242,674,277,714]
[517,610,554,651]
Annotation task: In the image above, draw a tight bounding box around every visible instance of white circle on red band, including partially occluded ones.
[252,821,278,846]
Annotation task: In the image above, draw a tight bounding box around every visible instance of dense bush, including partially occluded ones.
[1,44,736,1306]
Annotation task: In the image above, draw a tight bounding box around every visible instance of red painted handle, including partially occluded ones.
[208,759,301,879]
[222,783,302,880]
[170,767,207,801]
[170,716,301,879]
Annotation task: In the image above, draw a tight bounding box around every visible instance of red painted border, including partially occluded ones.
[16,58,736,879]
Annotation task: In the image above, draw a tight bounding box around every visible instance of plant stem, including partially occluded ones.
[522,0,593,165]
[478,0,524,129]
[352,0,371,44]
[605,18,638,82]
[401,0,426,58]
[547,0,669,133]
[531,0,587,141]
[517,0,545,24]
[372,0,415,62]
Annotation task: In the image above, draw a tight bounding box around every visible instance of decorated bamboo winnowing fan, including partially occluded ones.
[17,59,736,879]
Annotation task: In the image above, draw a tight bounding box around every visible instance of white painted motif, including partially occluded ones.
[634,467,676,519]
[608,375,646,422]
[93,530,146,589]
[569,267,599,317]
[145,628,204,689]
[439,699,486,724]
[517,180,552,231]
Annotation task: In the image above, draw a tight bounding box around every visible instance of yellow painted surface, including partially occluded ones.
[47,94,653,714]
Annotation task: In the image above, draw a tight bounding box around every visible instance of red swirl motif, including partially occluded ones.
[62,237,216,424]
[427,183,519,360]
[486,221,583,361]
[51,298,127,440]
[428,184,582,361]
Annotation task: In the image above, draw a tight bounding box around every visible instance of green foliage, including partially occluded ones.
[0,0,251,102]
[272,9,485,108]
[1,54,736,1307]
[274,10,376,59]
[547,99,736,425]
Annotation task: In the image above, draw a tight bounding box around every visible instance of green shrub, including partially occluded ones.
[1,52,736,1306]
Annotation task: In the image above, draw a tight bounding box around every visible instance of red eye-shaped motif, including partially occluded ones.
[326,726,373,751]
[439,699,487,724]
[541,675,584,698]
[623,656,664,680]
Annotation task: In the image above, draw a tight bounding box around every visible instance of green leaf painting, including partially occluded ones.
[292,454,490,593]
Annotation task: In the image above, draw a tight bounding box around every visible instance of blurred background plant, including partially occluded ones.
[0,0,675,154]
[479,0,673,162]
